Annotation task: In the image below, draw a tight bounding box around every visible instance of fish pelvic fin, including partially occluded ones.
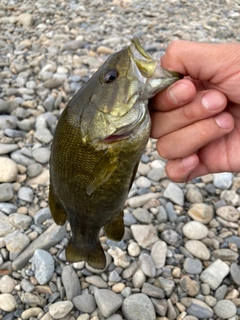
[104,210,125,241]
[49,184,67,226]
[65,240,106,269]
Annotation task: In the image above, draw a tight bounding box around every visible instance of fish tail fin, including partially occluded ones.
[65,240,106,269]
[104,210,125,241]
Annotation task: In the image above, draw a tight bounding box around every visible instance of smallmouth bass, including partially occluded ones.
[49,38,182,269]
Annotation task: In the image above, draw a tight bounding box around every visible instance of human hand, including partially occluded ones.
[150,41,240,182]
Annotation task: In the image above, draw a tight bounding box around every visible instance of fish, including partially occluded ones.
[49,38,182,269]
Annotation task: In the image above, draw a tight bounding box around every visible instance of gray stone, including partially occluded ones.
[11,150,35,166]
[182,221,208,240]
[73,294,96,313]
[225,235,240,248]
[12,224,66,270]
[49,301,73,319]
[27,163,43,178]
[94,289,122,318]
[216,206,239,222]
[167,298,177,320]
[183,258,203,274]
[18,187,33,202]
[0,144,18,155]
[132,208,151,223]
[0,293,16,312]
[151,240,167,269]
[32,147,51,164]
[109,270,121,282]
[131,224,159,249]
[0,116,17,130]
[4,230,30,256]
[108,247,130,268]
[20,292,47,307]
[186,298,213,319]
[128,192,161,207]
[135,176,151,188]
[20,279,35,293]
[0,275,15,293]
[212,248,238,261]
[0,158,18,183]
[139,253,156,277]
[161,229,182,247]
[213,172,233,189]
[156,206,168,223]
[127,242,140,257]
[8,213,32,230]
[147,168,165,181]
[165,202,177,221]
[122,261,138,279]
[141,283,164,299]
[200,259,229,290]
[85,275,108,288]
[0,203,17,215]
[151,298,167,316]
[213,300,237,318]
[230,263,240,286]
[158,277,175,297]
[122,293,155,320]
[220,190,240,206]
[214,284,228,300]
[0,183,14,202]
[34,207,52,225]
[186,187,203,203]
[31,249,55,285]
[185,240,210,260]
[62,265,81,300]
[163,182,184,206]
[132,268,146,288]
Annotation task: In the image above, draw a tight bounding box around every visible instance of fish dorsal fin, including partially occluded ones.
[86,150,117,195]
[104,210,124,241]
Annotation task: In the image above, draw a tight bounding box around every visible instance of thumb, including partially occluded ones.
[161,41,237,82]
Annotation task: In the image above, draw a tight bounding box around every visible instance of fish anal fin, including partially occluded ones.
[104,211,124,242]
[87,150,117,195]
[49,184,67,226]
[129,162,139,191]
[65,240,106,270]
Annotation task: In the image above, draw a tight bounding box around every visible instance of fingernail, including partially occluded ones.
[182,154,198,169]
[214,113,233,129]
[168,82,190,104]
[202,91,225,110]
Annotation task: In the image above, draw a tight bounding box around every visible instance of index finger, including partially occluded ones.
[150,78,196,112]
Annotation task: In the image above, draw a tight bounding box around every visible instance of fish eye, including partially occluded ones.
[102,69,118,83]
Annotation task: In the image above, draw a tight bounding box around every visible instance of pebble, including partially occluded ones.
[18,187,33,202]
[32,147,51,164]
[108,247,130,268]
[31,249,55,285]
[213,299,237,318]
[132,268,146,288]
[73,294,96,313]
[0,183,14,201]
[163,182,184,206]
[213,172,233,189]
[180,276,200,296]
[158,277,175,297]
[130,224,159,249]
[0,293,16,312]
[9,213,32,230]
[221,190,240,206]
[21,307,43,320]
[182,221,208,240]
[0,158,18,182]
[141,283,164,299]
[132,208,151,223]
[200,259,229,290]
[127,192,161,207]
[216,205,239,222]
[122,293,156,320]
[183,258,203,274]
[161,229,182,247]
[230,263,240,286]
[85,275,108,288]
[135,176,151,188]
[188,203,214,224]
[139,253,156,277]
[27,163,43,178]
[185,240,210,260]
[94,289,122,318]
[4,230,30,256]
[127,242,140,257]
[49,301,73,319]
[186,298,214,319]
[62,265,81,300]
[186,187,203,203]
[0,275,16,293]
[151,240,167,268]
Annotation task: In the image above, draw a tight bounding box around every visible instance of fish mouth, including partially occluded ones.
[129,37,182,82]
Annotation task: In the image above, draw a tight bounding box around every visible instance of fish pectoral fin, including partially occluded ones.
[104,210,125,241]
[86,150,117,195]
[49,184,67,226]
[66,240,106,270]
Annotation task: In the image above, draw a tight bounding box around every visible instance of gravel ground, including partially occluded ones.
[0,0,240,319]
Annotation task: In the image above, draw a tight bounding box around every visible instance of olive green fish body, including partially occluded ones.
[49,38,182,269]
